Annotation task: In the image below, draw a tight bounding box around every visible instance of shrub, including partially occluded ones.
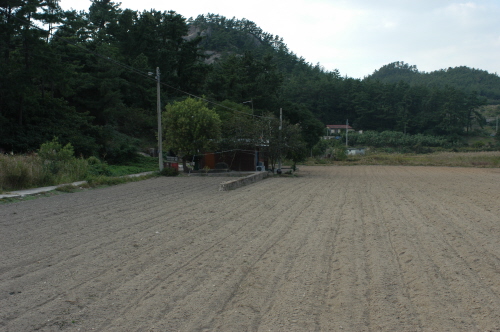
[312,138,347,159]
[472,141,486,149]
[106,155,158,176]
[1,158,32,190]
[313,157,329,164]
[334,146,348,161]
[159,167,179,177]
[37,137,89,183]
[39,137,75,174]
[87,156,111,176]
[85,175,127,187]
[56,184,79,193]
[101,129,140,164]
[0,154,44,190]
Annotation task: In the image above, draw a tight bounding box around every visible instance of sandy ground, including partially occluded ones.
[2,166,500,331]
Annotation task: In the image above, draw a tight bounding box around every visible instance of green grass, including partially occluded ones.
[1,173,157,204]
[0,191,63,204]
[55,184,81,193]
[0,153,162,195]
[85,173,156,187]
[107,155,160,176]
[0,154,88,192]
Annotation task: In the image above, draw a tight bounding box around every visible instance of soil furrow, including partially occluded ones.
[2,166,500,331]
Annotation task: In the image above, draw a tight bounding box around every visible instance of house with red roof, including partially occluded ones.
[326,124,354,135]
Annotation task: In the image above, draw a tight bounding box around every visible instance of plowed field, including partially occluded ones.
[2,166,500,331]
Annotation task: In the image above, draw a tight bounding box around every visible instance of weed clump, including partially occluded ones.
[87,156,111,176]
[159,167,179,177]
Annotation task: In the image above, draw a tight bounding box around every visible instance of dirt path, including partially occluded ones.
[1,166,500,331]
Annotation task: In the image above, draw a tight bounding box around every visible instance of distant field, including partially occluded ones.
[1,166,500,331]
[312,150,500,167]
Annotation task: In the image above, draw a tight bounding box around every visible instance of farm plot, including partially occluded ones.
[1,166,500,331]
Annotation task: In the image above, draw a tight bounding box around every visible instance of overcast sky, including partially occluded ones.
[60,0,500,79]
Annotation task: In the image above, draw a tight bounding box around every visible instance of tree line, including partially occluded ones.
[367,61,500,104]
[1,1,495,161]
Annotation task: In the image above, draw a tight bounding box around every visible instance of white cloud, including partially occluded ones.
[443,2,478,15]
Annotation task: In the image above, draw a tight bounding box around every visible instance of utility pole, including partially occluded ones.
[278,108,282,173]
[156,67,163,171]
[346,119,349,147]
[243,99,254,121]
[243,99,254,113]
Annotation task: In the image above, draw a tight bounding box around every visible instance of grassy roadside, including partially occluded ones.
[0,173,158,204]
[0,154,161,193]
[0,155,184,204]
[106,156,160,177]
[3,150,499,204]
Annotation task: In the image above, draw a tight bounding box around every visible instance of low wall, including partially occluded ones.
[219,172,269,191]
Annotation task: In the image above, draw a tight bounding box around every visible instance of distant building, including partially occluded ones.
[326,124,354,135]
[200,147,268,172]
[347,148,366,155]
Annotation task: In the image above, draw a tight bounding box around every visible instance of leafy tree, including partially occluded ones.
[256,114,306,170]
[205,52,283,112]
[278,102,324,149]
[113,9,209,95]
[0,0,98,154]
[38,136,76,174]
[312,138,346,160]
[212,100,260,151]
[464,91,487,132]
[87,0,122,42]
[162,97,221,171]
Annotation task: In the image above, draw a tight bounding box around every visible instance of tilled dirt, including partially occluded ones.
[2,166,500,331]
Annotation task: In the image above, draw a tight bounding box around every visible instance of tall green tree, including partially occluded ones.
[162,97,221,170]
[256,114,306,170]
[213,100,259,151]
[205,52,283,112]
[0,0,97,153]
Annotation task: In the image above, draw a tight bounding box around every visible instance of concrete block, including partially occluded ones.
[219,172,269,191]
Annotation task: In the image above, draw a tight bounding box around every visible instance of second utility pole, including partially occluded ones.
[278,108,282,172]
[346,119,349,147]
[157,67,163,171]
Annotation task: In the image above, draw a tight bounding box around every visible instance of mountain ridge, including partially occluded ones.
[365,61,500,104]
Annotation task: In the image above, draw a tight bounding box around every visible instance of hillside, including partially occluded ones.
[187,14,302,74]
[366,62,500,104]
[187,19,493,136]
[2,1,499,157]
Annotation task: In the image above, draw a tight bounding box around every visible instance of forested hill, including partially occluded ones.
[366,62,500,104]
[1,0,497,157]
[187,13,313,76]
[188,14,289,58]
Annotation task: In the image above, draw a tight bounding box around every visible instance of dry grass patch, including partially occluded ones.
[305,151,500,167]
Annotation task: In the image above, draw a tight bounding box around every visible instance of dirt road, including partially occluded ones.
[2,166,500,331]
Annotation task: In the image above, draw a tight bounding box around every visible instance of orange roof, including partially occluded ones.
[326,125,353,129]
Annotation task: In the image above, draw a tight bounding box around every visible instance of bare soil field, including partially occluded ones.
[2,166,500,331]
